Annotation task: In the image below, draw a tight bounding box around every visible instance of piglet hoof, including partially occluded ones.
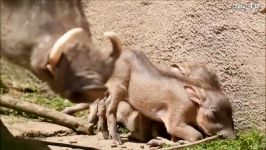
[147,137,176,147]
[110,135,122,145]
[102,131,109,139]
[112,140,122,146]
[147,139,163,147]
[176,139,190,145]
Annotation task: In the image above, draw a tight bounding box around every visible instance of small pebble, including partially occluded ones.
[69,140,77,143]
[121,145,127,148]
[140,145,145,149]
[111,144,118,148]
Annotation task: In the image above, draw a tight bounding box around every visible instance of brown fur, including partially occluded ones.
[62,98,167,142]
[103,41,235,144]
[97,99,168,142]
[1,0,121,103]
[63,62,235,143]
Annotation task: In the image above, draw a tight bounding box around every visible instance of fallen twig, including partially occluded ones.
[37,139,99,150]
[0,95,93,135]
[161,134,222,150]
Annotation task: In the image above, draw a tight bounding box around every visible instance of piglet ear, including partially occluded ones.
[170,64,189,76]
[184,85,205,105]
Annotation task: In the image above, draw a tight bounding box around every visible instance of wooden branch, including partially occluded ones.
[161,134,222,150]
[0,95,93,135]
[21,138,99,150]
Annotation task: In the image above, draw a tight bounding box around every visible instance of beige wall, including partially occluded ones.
[84,0,265,131]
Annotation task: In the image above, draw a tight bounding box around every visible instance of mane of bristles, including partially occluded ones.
[187,64,221,90]
[158,63,221,90]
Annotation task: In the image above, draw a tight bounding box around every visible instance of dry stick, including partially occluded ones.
[161,134,222,150]
[20,138,99,150]
[41,141,97,150]
[0,95,93,135]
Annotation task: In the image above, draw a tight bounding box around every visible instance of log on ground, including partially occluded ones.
[0,95,93,135]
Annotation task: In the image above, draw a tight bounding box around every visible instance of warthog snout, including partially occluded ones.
[218,129,236,140]
[65,85,107,103]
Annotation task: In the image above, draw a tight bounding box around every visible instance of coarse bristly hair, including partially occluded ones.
[158,63,221,90]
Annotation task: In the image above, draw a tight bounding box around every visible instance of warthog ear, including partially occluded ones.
[47,28,87,75]
[184,85,206,105]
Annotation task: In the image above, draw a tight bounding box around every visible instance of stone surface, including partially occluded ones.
[1,117,73,138]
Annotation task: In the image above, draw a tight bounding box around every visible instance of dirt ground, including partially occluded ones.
[1,0,265,150]
[1,117,150,150]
